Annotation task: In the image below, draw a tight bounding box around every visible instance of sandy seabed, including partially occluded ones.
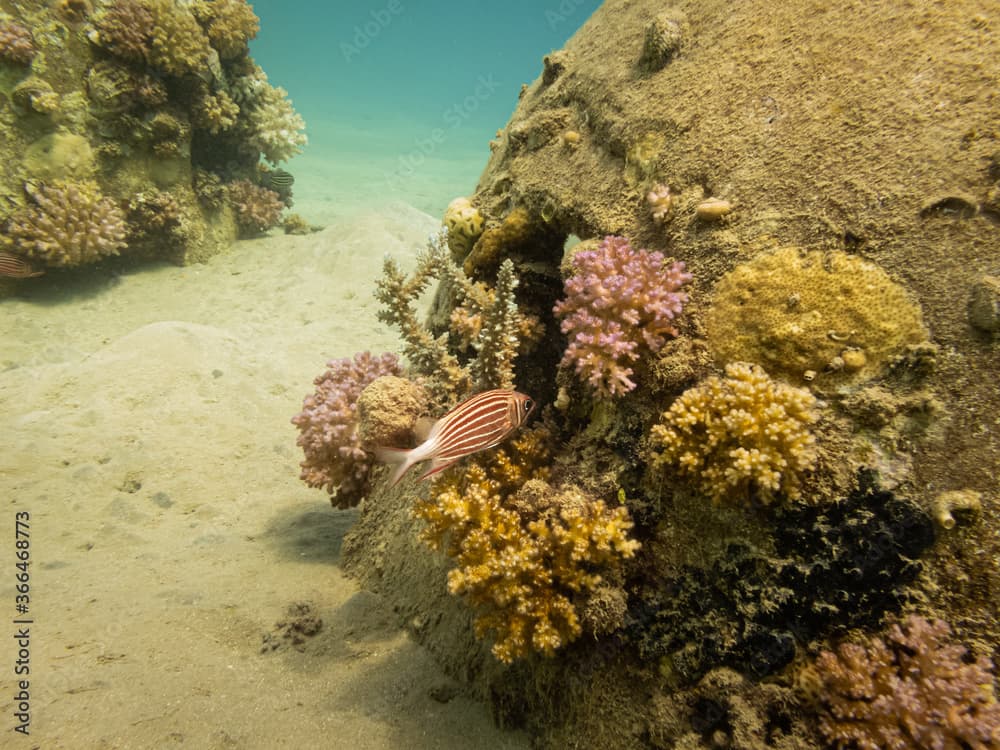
[0,178,529,748]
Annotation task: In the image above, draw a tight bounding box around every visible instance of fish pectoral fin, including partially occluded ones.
[417,457,459,481]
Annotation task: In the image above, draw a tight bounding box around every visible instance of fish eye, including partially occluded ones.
[523,399,533,412]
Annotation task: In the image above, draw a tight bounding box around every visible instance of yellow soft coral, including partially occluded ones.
[193,87,239,134]
[414,429,639,663]
[650,362,819,505]
[192,0,259,59]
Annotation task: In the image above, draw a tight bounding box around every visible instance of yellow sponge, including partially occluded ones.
[705,248,926,386]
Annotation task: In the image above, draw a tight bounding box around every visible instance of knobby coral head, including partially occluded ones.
[650,362,819,505]
[554,235,691,396]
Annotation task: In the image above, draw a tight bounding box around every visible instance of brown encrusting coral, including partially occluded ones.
[705,248,928,387]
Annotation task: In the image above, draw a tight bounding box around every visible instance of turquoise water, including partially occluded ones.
[250,1,601,217]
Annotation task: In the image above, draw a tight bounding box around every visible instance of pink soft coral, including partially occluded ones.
[292,352,402,509]
[7,181,128,267]
[815,615,1000,749]
[553,235,691,396]
[227,179,284,236]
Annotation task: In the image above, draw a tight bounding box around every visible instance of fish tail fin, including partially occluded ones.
[373,446,416,487]
[417,457,459,482]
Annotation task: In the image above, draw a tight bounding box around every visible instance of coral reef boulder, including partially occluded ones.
[337,1,1000,748]
[0,0,307,275]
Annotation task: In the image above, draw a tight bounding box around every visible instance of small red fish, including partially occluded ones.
[0,252,43,279]
[376,389,535,486]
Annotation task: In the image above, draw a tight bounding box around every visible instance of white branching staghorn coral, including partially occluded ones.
[470,259,520,391]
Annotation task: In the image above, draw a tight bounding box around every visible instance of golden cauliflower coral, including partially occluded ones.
[650,362,819,504]
[414,430,640,663]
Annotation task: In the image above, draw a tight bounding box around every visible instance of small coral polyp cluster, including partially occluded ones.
[414,431,640,664]
[554,235,691,396]
[0,0,306,272]
[650,362,819,504]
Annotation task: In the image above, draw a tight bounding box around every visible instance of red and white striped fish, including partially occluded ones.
[376,389,535,486]
[0,252,43,279]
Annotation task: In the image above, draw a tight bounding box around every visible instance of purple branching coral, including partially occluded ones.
[91,0,155,63]
[814,615,1000,749]
[554,235,691,396]
[227,179,284,236]
[6,181,128,267]
[0,21,36,66]
[292,352,402,509]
